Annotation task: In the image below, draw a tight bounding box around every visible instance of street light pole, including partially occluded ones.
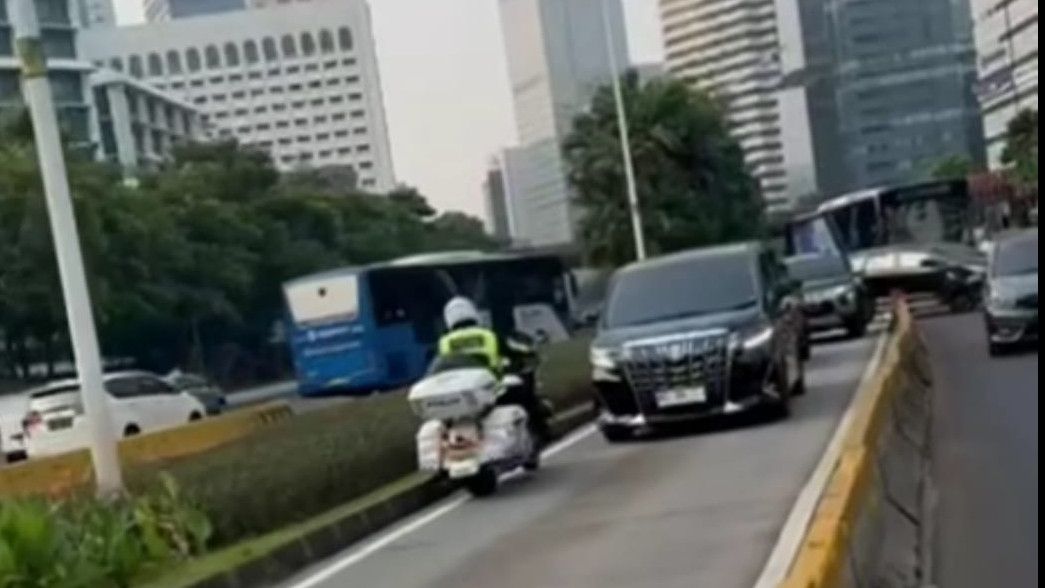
[9,0,123,495]
[599,0,646,261]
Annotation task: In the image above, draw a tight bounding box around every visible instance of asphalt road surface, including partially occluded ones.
[925,313,1038,588]
[280,334,877,588]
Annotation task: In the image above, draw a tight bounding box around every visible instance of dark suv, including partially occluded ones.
[590,242,808,442]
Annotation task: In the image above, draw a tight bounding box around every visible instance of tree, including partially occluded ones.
[1,130,496,385]
[929,155,976,181]
[1001,109,1038,189]
[563,73,764,266]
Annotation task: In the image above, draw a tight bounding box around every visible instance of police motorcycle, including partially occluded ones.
[408,350,548,497]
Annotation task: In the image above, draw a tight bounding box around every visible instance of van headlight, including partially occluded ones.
[589,346,618,369]
[731,325,774,352]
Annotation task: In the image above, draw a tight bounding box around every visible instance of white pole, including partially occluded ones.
[9,0,123,495]
[600,0,646,260]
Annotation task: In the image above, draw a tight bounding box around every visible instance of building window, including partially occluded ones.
[329,96,344,104]
[286,65,301,74]
[301,32,317,57]
[357,145,370,153]
[231,91,246,99]
[171,81,184,90]
[350,110,365,118]
[288,83,303,92]
[291,100,305,108]
[338,27,353,51]
[270,86,284,94]
[361,179,375,188]
[263,37,279,62]
[257,123,271,131]
[314,115,328,123]
[345,76,360,84]
[244,40,260,65]
[316,132,330,141]
[342,58,356,66]
[332,113,347,122]
[305,64,319,72]
[166,50,182,74]
[310,98,324,106]
[205,45,221,69]
[308,80,322,89]
[273,104,287,112]
[295,118,308,126]
[251,88,265,97]
[353,127,367,135]
[42,30,75,60]
[297,136,311,143]
[326,78,342,86]
[319,30,335,54]
[248,72,263,80]
[109,57,124,72]
[224,43,240,67]
[281,35,297,58]
[194,96,207,105]
[319,150,332,158]
[209,76,225,84]
[334,130,348,138]
[255,105,268,113]
[129,55,144,78]
[337,147,352,155]
[323,60,338,70]
[234,108,248,116]
[359,161,373,170]
[229,74,243,82]
[148,53,163,77]
[186,48,201,72]
[190,79,204,88]
[277,121,290,129]
[348,93,362,101]
[212,94,227,102]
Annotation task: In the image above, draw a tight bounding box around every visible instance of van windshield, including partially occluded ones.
[604,251,757,328]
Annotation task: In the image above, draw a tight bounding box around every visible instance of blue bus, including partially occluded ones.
[282,251,576,396]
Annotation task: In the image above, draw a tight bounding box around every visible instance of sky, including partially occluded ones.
[111,0,665,216]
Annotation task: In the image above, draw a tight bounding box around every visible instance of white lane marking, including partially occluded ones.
[287,423,598,588]
[752,331,890,588]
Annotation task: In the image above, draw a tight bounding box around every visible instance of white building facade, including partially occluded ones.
[497,0,630,246]
[971,0,1038,168]
[82,0,394,190]
[91,69,208,171]
[1,0,98,147]
[659,0,818,211]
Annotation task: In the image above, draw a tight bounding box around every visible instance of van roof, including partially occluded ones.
[618,241,760,275]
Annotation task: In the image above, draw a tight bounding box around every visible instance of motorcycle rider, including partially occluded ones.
[437,296,550,444]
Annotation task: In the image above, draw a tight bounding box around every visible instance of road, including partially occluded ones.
[280,334,877,588]
[924,313,1038,588]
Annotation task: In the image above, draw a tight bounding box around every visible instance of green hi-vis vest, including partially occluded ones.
[437,326,501,372]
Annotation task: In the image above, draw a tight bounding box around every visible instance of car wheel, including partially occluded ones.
[123,424,141,437]
[845,317,868,339]
[599,424,633,443]
[799,331,812,361]
[465,466,498,497]
[189,411,203,422]
[988,341,1006,357]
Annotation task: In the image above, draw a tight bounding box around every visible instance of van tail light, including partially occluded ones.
[22,411,43,437]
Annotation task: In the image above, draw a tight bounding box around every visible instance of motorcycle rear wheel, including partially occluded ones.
[465,466,498,497]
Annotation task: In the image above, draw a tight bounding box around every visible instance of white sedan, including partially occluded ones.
[23,371,206,459]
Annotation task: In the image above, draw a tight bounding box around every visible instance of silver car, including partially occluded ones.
[984,229,1038,356]
[163,371,226,415]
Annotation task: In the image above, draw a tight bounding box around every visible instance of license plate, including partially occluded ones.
[47,417,74,431]
[655,386,707,408]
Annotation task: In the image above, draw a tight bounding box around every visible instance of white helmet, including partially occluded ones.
[444,296,480,330]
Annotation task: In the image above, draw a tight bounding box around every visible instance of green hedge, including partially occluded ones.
[127,335,593,547]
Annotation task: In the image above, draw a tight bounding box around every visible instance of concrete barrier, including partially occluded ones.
[0,402,292,498]
[781,296,935,588]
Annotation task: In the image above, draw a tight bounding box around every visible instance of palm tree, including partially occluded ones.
[563,73,763,266]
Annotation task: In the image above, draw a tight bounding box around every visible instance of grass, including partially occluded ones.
[125,334,595,548]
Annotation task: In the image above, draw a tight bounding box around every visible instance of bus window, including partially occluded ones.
[285,274,359,326]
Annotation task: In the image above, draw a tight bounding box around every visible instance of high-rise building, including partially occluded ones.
[660,0,820,210]
[971,0,1038,168]
[82,0,395,190]
[1,0,98,147]
[91,69,209,171]
[144,0,246,22]
[78,0,116,28]
[497,0,630,246]
[482,162,511,242]
[827,0,985,191]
